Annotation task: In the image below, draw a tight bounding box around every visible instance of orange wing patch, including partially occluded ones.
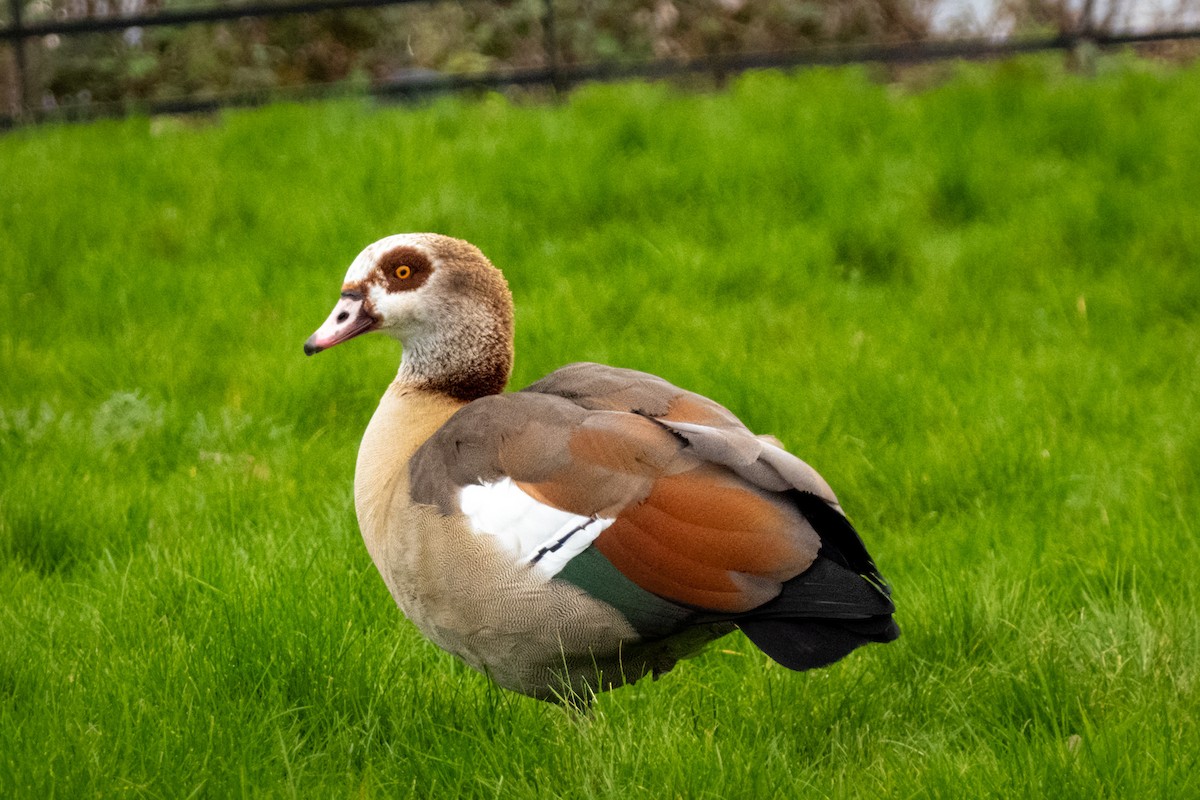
[514,412,690,518]
[594,466,820,612]
[567,412,682,474]
[663,394,744,428]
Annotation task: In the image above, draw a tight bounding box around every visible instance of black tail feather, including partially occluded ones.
[734,492,899,671]
[790,490,888,585]
[739,616,900,671]
[746,556,894,621]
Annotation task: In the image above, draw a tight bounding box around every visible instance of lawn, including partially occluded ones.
[1,55,1198,797]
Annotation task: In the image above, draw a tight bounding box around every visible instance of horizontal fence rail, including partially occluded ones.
[1,0,436,39]
[3,0,1200,128]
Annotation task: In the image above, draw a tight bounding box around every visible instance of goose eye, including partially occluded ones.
[395,265,412,280]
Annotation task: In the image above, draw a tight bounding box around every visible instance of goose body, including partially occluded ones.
[306,233,899,702]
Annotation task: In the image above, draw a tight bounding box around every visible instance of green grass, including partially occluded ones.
[2,54,1199,797]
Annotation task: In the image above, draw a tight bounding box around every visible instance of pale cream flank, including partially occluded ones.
[354,382,643,699]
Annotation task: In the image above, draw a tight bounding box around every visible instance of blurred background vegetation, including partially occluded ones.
[4,0,1197,120]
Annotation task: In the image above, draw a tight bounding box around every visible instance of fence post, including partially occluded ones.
[542,0,563,95]
[1071,0,1099,74]
[7,0,29,118]
[1079,0,1097,37]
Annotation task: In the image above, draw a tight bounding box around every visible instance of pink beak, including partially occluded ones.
[304,292,378,355]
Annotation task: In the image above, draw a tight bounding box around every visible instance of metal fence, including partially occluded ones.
[3,0,1200,128]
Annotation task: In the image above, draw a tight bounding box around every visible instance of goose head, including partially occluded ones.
[304,233,515,400]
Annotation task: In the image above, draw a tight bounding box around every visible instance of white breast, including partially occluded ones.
[458,478,613,578]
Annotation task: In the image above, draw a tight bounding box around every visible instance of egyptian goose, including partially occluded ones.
[304,233,899,703]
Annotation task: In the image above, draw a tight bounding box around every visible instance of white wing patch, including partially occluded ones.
[458,478,613,578]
